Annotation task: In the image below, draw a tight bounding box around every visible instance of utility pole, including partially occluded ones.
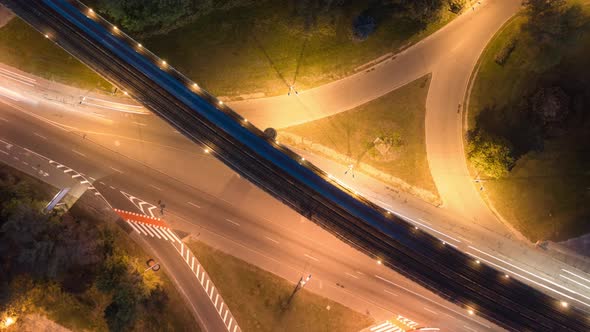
[287,274,311,305]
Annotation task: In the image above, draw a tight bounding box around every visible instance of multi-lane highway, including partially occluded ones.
[2,0,590,330]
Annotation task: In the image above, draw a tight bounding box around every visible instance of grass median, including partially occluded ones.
[281,75,438,201]
[467,1,590,241]
[187,240,373,332]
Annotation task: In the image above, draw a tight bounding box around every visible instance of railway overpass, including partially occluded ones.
[2,0,589,330]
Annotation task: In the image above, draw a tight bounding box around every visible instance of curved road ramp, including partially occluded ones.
[2,0,589,330]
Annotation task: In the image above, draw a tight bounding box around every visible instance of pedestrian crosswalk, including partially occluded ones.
[369,315,420,332]
[125,219,180,242]
[369,321,405,332]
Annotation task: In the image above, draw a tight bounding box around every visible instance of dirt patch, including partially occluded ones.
[8,314,71,332]
[0,5,15,28]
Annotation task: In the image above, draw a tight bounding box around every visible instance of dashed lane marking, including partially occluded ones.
[345,272,359,279]
[110,166,123,173]
[304,253,319,262]
[0,150,8,155]
[149,184,163,191]
[71,149,86,157]
[264,236,279,244]
[225,218,240,226]
[187,201,201,208]
[34,132,47,140]
[423,306,438,315]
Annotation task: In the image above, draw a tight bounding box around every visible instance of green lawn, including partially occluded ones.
[468,1,590,241]
[0,2,459,97]
[188,241,373,332]
[282,75,437,197]
[0,19,111,91]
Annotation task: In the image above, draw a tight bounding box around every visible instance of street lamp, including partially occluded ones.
[287,274,312,305]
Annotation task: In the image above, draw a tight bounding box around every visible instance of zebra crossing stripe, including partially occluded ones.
[153,226,169,240]
[371,322,390,331]
[165,228,182,243]
[137,223,155,237]
[126,220,142,234]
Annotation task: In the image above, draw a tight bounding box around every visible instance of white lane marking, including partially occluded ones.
[562,269,590,285]
[80,180,89,184]
[228,317,233,330]
[384,289,398,297]
[0,67,36,82]
[71,174,81,178]
[56,164,65,168]
[99,181,106,185]
[0,149,8,155]
[71,149,86,157]
[469,246,590,303]
[196,264,201,276]
[560,274,590,292]
[64,168,73,173]
[187,201,201,208]
[233,325,238,332]
[396,211,461,243]
[110,166,123,173]
[0,116,8,122]
[147,225,161,239]
[165,228,182,243]
[146,205,158,218]
[225,218,240,226]
[374,275,491,328]
[423,307,438,315]
[132,222,147,235]
[201,271,205,285]
[191,257,195,271]
[264,236,279,244]
[417,218,431,225]
[34,132,47,140]
[223,310,229,323]
[345,272,359,279]
[304,254,319,262]
[137,223,155,237]
[463,325,478,332]
[109,185,116,190]
[458,236,474,244]
[149,184,163,191]
[206,280,210,293]
[126,220,142,234]
[468,252,590,308]
[0,72,35,86]
[133,121,147,126]
[214,294,219,307]
[370,322,390,331]
[153,227,169,240]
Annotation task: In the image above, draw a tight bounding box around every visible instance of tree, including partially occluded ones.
[96,0,193,33]
[523,0,568,44]
[531,86,570,126]
[467,130,515,179]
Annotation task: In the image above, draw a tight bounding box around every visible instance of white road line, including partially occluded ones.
[165,228,181,243]
[34,132,47,140]
[223,310,228,323]
[99,181,106,185]
[228,318,233,330]
[214,294,219,307]
[345,272,359,279]
[468,252,590,308]
[110,166,123,173]
[133,121,147,126]
[196,264,201,275]
[384,289,399,297]
[131,221,147,235]
[22,161,28,166]
[64,169,73,173]
[71,149,86,157]
[126,220,142,234]
[560,274,590,292]
[264,236,279,244]
[225,218,240,226]
[187,201,201,208]
[185,249,190,263]
[71,174,81,178]
[80,180,89,184]
[562,269,590,285]
[0,150,8,155]
[147,225,161,239]
[218,302,223,314]
[191,257,195,271]
[417,218,431,225]
[200,271,205,285]
[56,164,65,168]
[149,184,163,191]
[469,246,590,303]
[233,325,238,332]
[423,307,438,315]
[463,325,478,332]
[153,227,169,240]
[375,275,492,328]
[109,185,116,190]
[0,116,7,122]
[395,211,461,243]
[304,254,319,262]
[137,223,155,237]
[370,322,390,331]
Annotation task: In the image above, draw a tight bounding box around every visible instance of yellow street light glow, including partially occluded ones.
[244,118,248,122]
[123,91,128,96]
[561,301,568,308]
[3,316,15,327]
[44,34,49,38]
[113,25,118,30]
[137,43,142,48]
[475,260,481,264]
[193,83,198,88]
[415,226,419,230]
[218,100,223,105]
[377,259,382,265]
[467,309,475,315]
[162,60,167,65]
[88,8,94,13]
[204,148,210,154]
[301,157,305,161]
[504,274,510,279]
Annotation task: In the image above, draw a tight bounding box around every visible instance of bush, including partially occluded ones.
[448,0,464,14]
[351,14,377,41]
[467,129,515,179]
[494,38,517,65]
